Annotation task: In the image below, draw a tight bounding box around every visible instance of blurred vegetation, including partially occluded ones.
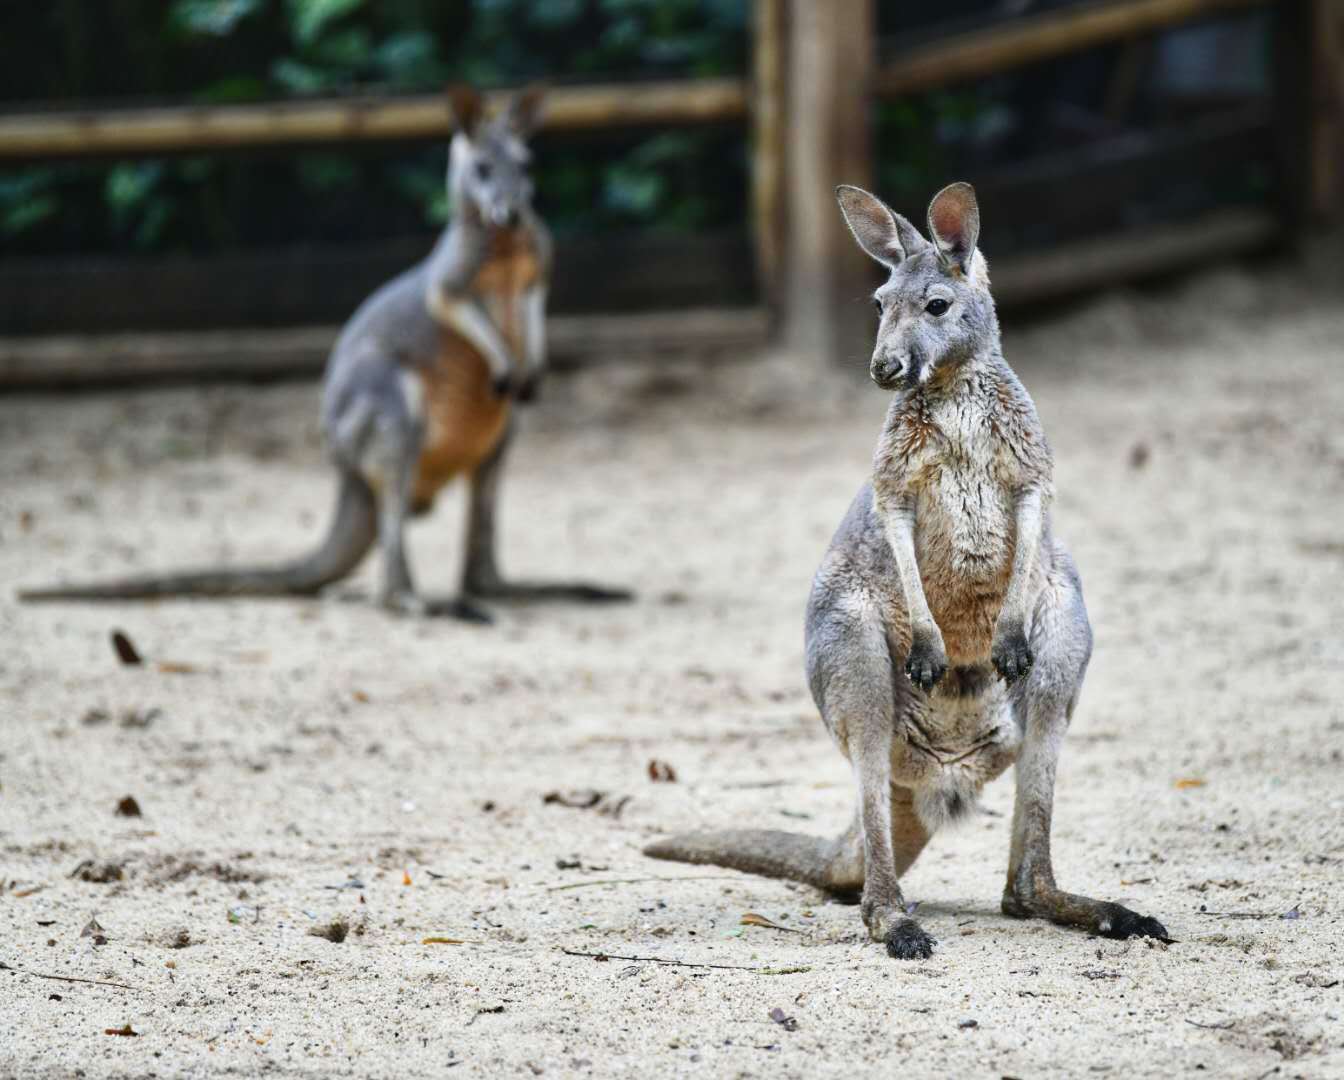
[0,1,1270,260]
[0,0,748,255]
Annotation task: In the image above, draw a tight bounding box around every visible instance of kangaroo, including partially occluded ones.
[20,85,630,622]
[647,183,1168,958]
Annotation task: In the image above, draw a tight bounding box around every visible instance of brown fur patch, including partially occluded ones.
[896,399,938,461]
[411,226,542,508]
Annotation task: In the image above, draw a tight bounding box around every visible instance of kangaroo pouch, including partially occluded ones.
[411,228,542,508]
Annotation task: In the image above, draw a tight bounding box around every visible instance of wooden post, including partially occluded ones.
[1272,0,1315,238]
[751,0,787,323]
[783,0,876,367]
[1311,0,1343,222]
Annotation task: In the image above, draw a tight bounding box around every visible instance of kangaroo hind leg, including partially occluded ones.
[1002,557,1169,941]
[461,424,632,605]
[814,609,935,959]
[345,370,490,624]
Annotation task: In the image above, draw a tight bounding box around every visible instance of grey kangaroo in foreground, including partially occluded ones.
[648,182,1169,958]
[21,85,630,622]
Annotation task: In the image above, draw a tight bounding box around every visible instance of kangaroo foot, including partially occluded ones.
[465,579,633,605]
[885,919,936,959]
[381,591,493,624]
[862,895,936,959]
[1002,886,1170,942]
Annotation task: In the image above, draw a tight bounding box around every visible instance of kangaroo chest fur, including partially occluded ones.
[872,364,1051,792]
[412,227,542,506]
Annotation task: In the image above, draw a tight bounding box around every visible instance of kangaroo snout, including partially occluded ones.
[870,354,903,389]
[871,350,918,390]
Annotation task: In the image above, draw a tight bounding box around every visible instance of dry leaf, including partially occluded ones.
[352,690,370,703]
[741,912,802,934]
[308,917,349,943]
[156,660,199,675]
[542,790,631,818]
[115,796,142,818]
[647,760,678,783]
[104,1025,138,1037]
[1174,778,1207,790]
[111,630,142,666]
[543,789,602,809]
[402,870,412,887]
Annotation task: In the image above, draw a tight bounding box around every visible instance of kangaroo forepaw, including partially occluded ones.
[885,919,936,960]
[991,624,1034,684]
[1099,904,1170,943]
[905,635,947,692]
[515,375,541,404]
[491,371,523,400]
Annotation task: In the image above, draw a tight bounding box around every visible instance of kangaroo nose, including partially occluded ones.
[870,354,905,388]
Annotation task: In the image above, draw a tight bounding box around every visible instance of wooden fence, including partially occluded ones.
[0,0,1333,386]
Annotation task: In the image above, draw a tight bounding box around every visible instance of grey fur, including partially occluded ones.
[20,86,629,620]
[646,183,1169,955]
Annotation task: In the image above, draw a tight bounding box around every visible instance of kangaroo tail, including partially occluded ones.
[644,829,859,896]
[18,471,377,602]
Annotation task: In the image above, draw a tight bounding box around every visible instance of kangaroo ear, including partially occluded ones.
[506,83,547,136]
[836,185,908,268]
[447,84,485,139]
[927,182,980,273]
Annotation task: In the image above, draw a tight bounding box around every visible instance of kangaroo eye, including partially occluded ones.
[925,298,950,317]
[475,161,492,180]
[873,298,884,315]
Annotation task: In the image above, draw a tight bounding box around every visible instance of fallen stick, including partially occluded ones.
[545,874,744,893]
[0,960,138,991]
[559,948,799,973]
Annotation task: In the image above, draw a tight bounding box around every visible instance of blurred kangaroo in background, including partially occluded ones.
[647,183,1168,958]
[21,85,630,622]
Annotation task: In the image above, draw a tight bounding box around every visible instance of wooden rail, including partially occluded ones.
[0,0,1272,163]
[875,0,1272,96]
[0,206,1277,390]
[0,0,1318,369]
[0,78,747,161]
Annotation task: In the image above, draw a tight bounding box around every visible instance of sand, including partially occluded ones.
[2,263,1342,1078]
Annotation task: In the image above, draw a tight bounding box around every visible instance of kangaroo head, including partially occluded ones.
[836,182,994,390]
[446,84,545,228]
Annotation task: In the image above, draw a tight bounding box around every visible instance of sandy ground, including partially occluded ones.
[2,263,1343,1079]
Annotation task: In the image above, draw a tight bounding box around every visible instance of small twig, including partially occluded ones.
[560,948,784,972]
[0,960,137,991]
[466,1005,505,1026]
[1196,911,1277,920]
[545,875,744,893]
[1185,1018,1236,1030]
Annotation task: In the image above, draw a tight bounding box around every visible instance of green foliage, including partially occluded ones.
[0,1,749,256]
[0,171,59,236]
[286,0,365,47]
[170,0,265,37]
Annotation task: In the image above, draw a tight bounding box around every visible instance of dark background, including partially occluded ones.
[0,0,1300,339]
